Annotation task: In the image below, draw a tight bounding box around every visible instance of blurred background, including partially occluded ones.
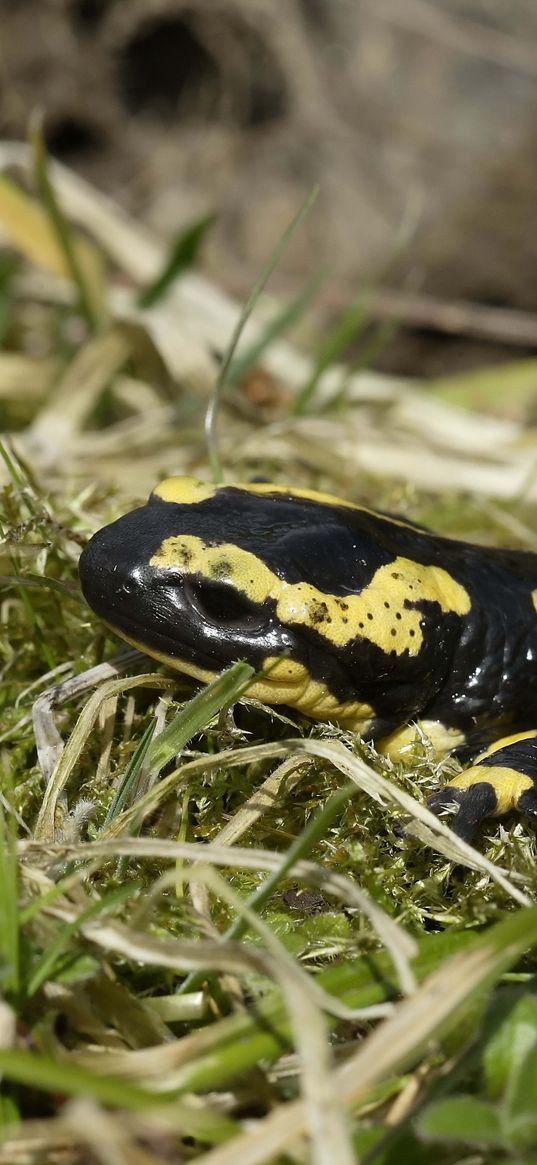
[3,0,537,378]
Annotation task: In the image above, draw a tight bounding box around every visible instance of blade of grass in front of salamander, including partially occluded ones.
[178,779,359,995]
[146,660,255,772]
[102,662,255,877]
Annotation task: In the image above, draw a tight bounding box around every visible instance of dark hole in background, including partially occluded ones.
[117,13,287,127]
[117,16,220,120]
[44,116,104,161]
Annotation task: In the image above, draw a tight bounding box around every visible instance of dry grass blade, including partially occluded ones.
[0,354,59,403]
[61,1099,179,1165]
[38,904,304,984]
[187,866,356,1165]
[193,907,537,1165]
[288,738,531,905]
[32,651,142,782]
[34,673,175,840]
[20,832,416,1000]
[0,142,161,281]
[28,329,130,434]
[86,734,529,904]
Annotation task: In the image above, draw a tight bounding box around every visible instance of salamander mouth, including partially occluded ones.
[101,605,227,674]
[81,577,253,673]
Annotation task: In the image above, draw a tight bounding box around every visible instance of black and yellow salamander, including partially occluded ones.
[79,475,537,843]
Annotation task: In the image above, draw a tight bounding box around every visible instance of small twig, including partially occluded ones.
[322,286,537,349]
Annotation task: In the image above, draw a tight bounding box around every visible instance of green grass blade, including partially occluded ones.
[204,185,318,482]
[102,720,156,828]
[27,883,138,998]
[0,253,19,348]
[30,118,102,332]
[178,780,359,995]
[0,574,84,602]
[147,660,255,772]
[0,801,19,1000]
[292,292,371,415]
[227,268,325,386]
[0,436,27,492]
[0,1046,238,1141]
[138,213,215,308]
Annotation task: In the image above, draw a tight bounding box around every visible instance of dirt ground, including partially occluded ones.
[2,0,537,374]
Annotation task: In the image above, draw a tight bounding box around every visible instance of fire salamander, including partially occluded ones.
[79,476,537,842]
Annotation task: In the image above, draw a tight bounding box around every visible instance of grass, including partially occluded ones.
[1,143,537,1163]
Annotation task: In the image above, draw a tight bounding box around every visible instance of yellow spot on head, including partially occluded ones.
[151,476,216,505]
[532,589,537,614]
[150,535,276,600]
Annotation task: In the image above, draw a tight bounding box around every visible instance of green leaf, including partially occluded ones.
[504,1042,537,1148]
[137,213,215,308]
[30,117,104,331]
[353,1125,428,1165]
[484,992,537,1100]
[147,659,255,771]
[0,799,19,1000]
[418,1096,503,1146]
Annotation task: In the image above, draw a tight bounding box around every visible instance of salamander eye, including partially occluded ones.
[183,579,268,632]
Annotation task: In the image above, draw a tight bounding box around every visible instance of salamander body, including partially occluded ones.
[79,476,537,840]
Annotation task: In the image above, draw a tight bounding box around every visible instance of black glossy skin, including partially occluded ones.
[79,485,537,745]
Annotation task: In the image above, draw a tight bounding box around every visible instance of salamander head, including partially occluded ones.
[79,476,470,728]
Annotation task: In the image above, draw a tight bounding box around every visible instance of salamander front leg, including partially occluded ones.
[427,730,537,842]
